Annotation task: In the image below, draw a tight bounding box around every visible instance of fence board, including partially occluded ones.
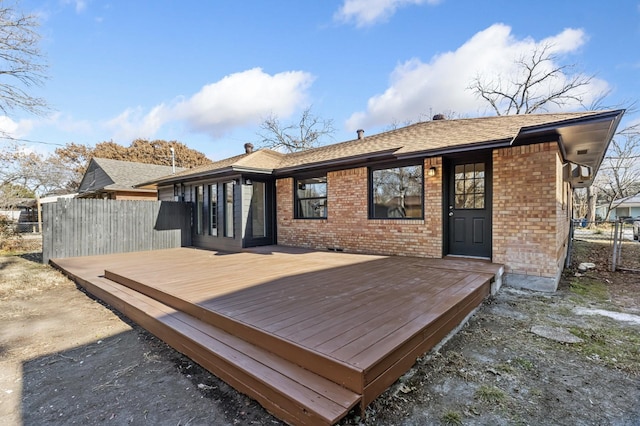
[42,199,192,264]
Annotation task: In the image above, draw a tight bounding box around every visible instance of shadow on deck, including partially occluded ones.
[51,246,503,425]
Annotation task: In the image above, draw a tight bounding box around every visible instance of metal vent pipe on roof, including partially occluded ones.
[432,114,446,120]
[244,143,254,154]
[357,129,365,140]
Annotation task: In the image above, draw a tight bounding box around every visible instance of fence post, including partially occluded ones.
[611,221,619,272]
[617,220,624,267]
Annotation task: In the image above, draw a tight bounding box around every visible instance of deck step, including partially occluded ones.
[64,270,361,425]
[104,268,365,393]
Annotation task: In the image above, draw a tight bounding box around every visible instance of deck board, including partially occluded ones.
[99,248,499,378]
[52,246,502,425]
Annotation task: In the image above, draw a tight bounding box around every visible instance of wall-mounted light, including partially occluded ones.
[428,166,437,177]
[244,178,253,185]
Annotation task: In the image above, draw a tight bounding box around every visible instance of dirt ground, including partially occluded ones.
[1,235,639,425]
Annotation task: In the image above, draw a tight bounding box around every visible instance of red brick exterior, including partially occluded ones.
[276,158,443,258]
[277,146,570,281]
[492,142,570,278]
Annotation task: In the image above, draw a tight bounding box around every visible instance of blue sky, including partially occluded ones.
[5,0,640,161]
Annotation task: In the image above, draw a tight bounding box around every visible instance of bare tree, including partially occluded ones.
[591,126,640,220]
[0,142,71,208]
[469,43,595,115]
[585,185,598,223]
[257,107,335,153]
[0,1,48,118]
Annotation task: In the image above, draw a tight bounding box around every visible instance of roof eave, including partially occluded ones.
[136,165,274,187]
[513,109,625,188]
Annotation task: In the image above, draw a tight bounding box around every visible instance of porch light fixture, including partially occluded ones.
[244,178,253,185]
[428,166,437,177]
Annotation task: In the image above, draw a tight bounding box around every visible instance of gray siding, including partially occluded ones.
[158,185,174,201]
[77,161,113,193]
[42,199,192,264]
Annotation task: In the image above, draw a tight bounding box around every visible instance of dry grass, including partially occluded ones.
[0,236,68,303]
[0,256,69,301]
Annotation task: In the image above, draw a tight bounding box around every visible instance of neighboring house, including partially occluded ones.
[77,158,184,200]
[1,194,78,233]
[0,198,34,222]
[140,110,624,292]
[601,194,640,220]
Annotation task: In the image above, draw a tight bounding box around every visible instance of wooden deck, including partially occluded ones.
[51,246,503,425]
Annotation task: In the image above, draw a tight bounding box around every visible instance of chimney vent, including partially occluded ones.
[244,143,254,154]
[356,129,365,140]
[432,114,446,121]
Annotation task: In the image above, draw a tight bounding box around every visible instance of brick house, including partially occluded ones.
[143,110,623,291]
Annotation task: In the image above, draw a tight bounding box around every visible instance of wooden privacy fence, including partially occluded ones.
[43,199,192,264]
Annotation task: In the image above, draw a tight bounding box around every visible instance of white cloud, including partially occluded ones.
[334,0,441,28]
[173,68,314,136]
[0,116,36,139]
[105,106,167,142]
[45,112,93,135]
[346,24,609,131]
[541,28,587,54]
[104,68,314,142]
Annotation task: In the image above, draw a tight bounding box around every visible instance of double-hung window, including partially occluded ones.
[295,176,327,219]
[370,164,423,219]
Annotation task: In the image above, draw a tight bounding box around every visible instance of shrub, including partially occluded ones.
[0,215,23,251]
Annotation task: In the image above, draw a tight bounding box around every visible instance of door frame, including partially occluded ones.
[243,177,276,247]
[442,151,493,258]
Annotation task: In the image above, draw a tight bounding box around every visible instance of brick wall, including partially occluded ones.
[492,142,568,278]
[555,156,572,270]
[277,147,569,281]
[276,158,442,257]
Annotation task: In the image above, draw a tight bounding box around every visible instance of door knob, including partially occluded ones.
[449,212,454,217]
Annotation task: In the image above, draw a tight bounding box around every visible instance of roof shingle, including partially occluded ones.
[147,111,621,185]
[93,158,185,190]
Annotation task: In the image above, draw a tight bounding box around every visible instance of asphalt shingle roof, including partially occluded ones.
[147,111,619,185]
[279,112,602,168]
[93,158,185,190]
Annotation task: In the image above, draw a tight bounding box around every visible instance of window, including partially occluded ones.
[224,181,234,237]
[295,176,327,219]
[209,183,217,236]
[454,163,485,209]
[370,164,423,219]
[195,185,204,235]
[251,181,266,237]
